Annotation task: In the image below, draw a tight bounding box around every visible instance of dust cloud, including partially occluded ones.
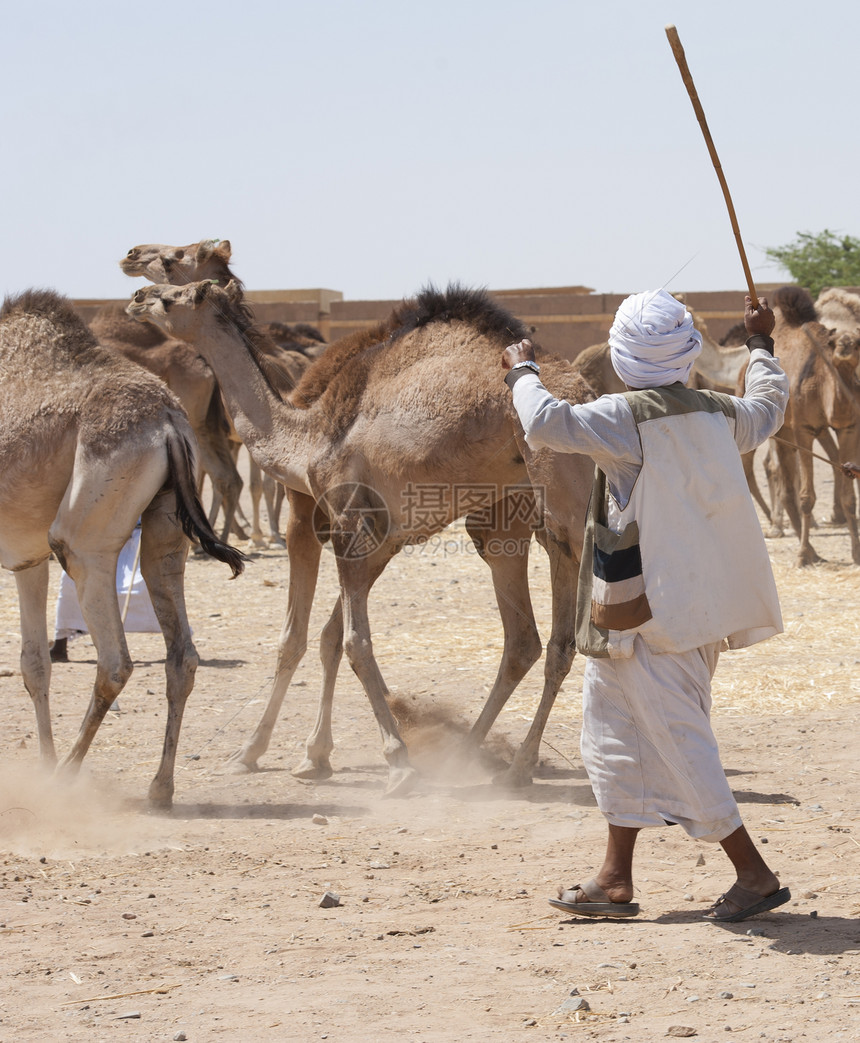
[0,764,174,860]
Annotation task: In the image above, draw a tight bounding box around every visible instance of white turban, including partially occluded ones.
[608,289,703,389]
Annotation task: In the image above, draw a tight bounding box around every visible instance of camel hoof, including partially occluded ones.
[291,759,333,781]
[382,765,419,798]
[224,750,260,775]
[250,535,267,549]
[493,764,533,789]
[147,784,174,810]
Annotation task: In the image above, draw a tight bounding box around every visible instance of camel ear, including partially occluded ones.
[215,239,232,261]
[224,279,242,303]
[192,281,212,305]
[195,239,219,263]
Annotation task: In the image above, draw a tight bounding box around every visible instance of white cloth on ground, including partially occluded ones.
[608,288,703,389]
[580,634,742,842]
[54,527,160,639]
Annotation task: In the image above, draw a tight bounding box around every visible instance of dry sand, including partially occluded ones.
[1,462,858,1042]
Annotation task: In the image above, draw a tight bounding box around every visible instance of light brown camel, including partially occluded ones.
[89,303,247,542]
[121,238,309,548]
[127,279,595,795]
[769,285,860,566]
[0,289,245,806]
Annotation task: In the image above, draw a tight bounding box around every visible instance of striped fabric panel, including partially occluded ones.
[590,522,652,631]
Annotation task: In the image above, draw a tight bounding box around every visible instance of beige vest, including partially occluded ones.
[576,385,783,659]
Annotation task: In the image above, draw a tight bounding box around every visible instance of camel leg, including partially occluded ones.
[333,541,417,797]
[814,428,846,526]
[52,546,134,772]
[227,491,322,773]
[14,560,57,765]
[247,457,267,548]
[773,436,804,543]
[464,505,542,746]
[262,473,287,547]
[835,425,860,564]
[290,597,346,779]
[795,431,822,566]
[138,492,199,808]
[505,529,580,787]
[763,442,786,536]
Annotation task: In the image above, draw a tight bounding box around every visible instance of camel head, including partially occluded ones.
[831,328,860,373]
[126,279,245,341]
[120,239,234,286]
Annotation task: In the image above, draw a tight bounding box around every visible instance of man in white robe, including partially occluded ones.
[503,291,792,923]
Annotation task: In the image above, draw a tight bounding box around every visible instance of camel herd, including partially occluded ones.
[2,241,860,807]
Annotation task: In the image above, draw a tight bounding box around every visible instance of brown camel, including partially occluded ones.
[127,279,595,794]
[769,286,860,566]
[0,289,245,806]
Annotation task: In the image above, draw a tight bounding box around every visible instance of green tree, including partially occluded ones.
[765,230,860,297]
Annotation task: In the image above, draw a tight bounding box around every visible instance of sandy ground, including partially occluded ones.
[1,462,859,1043]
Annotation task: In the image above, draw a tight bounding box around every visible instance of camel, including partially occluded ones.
[121,238,314,548]
[127,279,595,795]
[0,289,245,806]
[768,285,860,566]
[89,304,247,543]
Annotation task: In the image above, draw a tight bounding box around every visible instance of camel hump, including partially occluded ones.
[392,283,530,345]
[773,285,818,327]
[1,287,89,333]
[165,429,248,577]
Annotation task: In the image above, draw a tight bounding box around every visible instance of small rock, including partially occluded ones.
[683,893,695,902]
[719,991,734,999]
[559,995,590,1013]
[219,974,239,982]
[369,861,390,870]
[121,913,137,920]
[686,995,700,1002]
[746,928,766,937]
[141,931,154,938]
[174,1035,187,1042]
[695,854,705,866]
[666,1028,697,1038]
[115,1011,141,1020]
[810,910,818,918]
[312,814,328,826]
[524,1018,537,1027]
[319,891,341,908]
[801,890,818,900]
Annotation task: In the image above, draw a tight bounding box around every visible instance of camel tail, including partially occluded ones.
[166,430,248,578]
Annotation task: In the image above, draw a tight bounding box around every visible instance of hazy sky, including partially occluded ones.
[1,0,856,304]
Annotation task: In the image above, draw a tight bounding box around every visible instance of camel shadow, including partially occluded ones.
[136,800,372,821]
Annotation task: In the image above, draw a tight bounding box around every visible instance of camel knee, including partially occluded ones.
[546,637,577,681]
[344,632,374,674]
[509,627,542,675]
[95,652,134,702]
[277,631,307,672]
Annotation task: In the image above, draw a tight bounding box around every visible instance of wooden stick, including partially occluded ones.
[665,24,759,307]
